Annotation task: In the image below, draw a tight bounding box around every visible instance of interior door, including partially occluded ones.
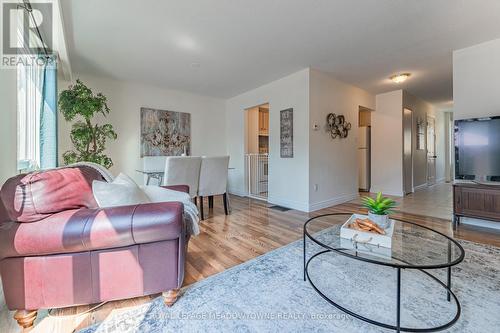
[403,109,413,194]
[427,116,437,185]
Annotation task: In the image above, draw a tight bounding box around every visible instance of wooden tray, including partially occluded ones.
[340,213,395,249]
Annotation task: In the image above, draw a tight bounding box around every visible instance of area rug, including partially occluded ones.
[80,226,500,333]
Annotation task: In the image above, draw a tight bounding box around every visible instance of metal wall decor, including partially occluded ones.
[326,113,351,139]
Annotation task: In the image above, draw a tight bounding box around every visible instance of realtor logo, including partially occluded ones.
[2,1,53,67]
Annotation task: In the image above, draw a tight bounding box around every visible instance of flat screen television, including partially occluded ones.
[455,116,500,182]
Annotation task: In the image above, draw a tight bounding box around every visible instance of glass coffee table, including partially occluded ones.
[303,213,465,333]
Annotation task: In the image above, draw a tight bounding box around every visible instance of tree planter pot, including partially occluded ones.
[368,212,389,229]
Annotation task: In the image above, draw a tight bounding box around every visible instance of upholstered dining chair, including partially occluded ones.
[163,156,202,199]
[198,156,230,220]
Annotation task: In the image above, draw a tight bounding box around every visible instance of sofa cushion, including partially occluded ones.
[0,166,104,223]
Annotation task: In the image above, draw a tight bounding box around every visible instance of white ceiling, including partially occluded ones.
[61,0,500,109]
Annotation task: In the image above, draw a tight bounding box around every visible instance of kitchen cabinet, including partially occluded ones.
[258,107,269,136]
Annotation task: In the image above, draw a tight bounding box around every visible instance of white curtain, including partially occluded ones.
[15,1,58,172]
[17,58,44,171]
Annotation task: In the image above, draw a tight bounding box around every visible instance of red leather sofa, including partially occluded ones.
[0,166,189,330]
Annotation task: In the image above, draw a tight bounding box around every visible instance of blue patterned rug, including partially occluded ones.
[80,226,500,333]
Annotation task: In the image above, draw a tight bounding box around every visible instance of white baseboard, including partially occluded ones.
[267,196,309,212]
[308,193,358,212]
[228,188,248,197]
[414,179,446,191]
[413,183,428,191]
[229,190,311,212]
[370,187,404,197]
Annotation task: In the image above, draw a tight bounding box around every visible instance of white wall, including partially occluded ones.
[0,70,17,185]
[453,38,500,120]
[403,91,443,187]
[372,89,446,196]
[59,74,227,184]
[226,69,310,210]
[308,69,375,210]
[372,90,404,196]
[435,110,446,183]
[402,91,428,188]
[443,111,454,182]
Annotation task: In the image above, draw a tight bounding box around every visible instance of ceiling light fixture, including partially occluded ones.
[174,35,198,51]
[390,73,411,83]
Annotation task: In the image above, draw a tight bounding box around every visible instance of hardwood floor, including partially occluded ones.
[356,182,454,221]
[1,188,499,333]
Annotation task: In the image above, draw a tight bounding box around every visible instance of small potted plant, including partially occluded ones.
[361,192,397,228]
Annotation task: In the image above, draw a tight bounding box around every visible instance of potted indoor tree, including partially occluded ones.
[58,79,117,169]
[361,192,397,228]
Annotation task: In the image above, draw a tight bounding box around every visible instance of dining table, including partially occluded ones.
[135,167,236,212]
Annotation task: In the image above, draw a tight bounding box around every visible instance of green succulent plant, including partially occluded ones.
[361,192,397,216]
[58,79,117,169]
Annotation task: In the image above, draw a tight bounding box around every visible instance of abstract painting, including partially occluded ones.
[280,108,293,158]
[140,107,191,157]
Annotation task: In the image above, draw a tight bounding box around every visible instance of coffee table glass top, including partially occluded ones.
[304,213,465,269]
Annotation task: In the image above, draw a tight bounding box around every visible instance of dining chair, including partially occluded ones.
[198,156,230,220]
[163,156,202,199]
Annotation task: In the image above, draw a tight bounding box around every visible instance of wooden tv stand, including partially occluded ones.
[453,181,500,227]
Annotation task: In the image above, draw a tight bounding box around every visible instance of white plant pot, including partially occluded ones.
[368,212,389,229]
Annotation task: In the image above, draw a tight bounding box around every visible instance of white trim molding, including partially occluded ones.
[53,0,73,81]
[436,177,446,184]
[227,187,248,197]
[370,187,404,197]
[267,196,309,212]
[413,183,428,192]
[308,193,358,212]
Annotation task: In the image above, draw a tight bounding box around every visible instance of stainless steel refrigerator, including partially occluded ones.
[358,126,371,191]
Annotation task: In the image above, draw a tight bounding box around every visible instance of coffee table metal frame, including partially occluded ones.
[303,213,465,333]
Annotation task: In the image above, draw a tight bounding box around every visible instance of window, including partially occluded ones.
[16,57,58,172]
[17,58,42,170]
[15,5,57,172]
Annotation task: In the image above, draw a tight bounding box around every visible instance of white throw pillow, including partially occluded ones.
[93,173,150,208]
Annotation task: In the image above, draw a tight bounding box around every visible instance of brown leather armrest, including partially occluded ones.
[161,185,189,194]
[0,201,185,259]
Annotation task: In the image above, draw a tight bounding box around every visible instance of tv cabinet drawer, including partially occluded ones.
[454,184,500,222]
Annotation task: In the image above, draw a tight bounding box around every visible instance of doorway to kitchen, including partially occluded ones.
[427,115,437,185]
[245,103,269,200]
[358,106,373,192]
[403,108,414,194]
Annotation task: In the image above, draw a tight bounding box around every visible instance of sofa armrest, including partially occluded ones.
[161,185,189,194]
[127,202,185,243]
[0,201,185,259]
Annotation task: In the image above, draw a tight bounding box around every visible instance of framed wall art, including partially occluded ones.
[140,107,191,157]
[280,108,293,158]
